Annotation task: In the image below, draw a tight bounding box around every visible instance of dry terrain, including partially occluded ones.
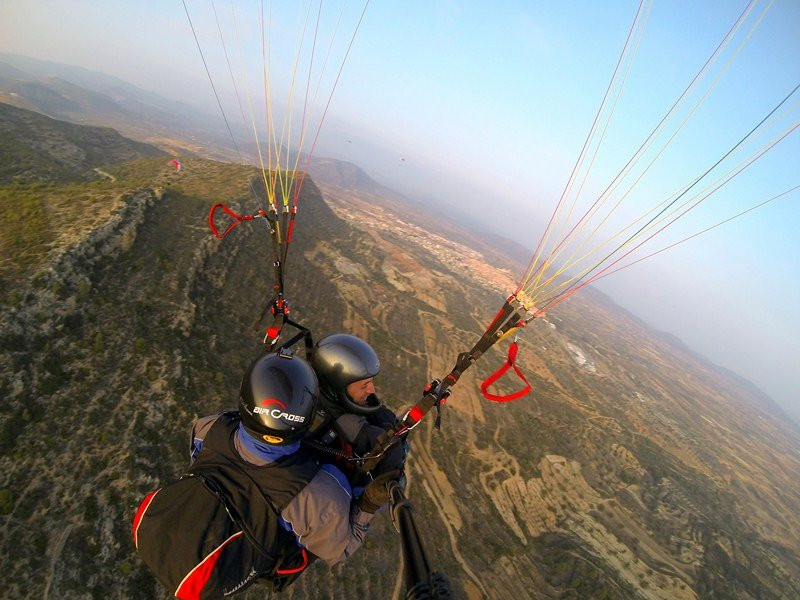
[1,110,799,598]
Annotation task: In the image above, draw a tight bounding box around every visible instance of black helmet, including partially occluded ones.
[311,334,381,415]
[239,351,318,444]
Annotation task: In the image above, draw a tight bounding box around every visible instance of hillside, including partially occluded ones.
[308,157,533,276]
[0,103,167,184]
[0,54,238,159]
[1,118,800,599]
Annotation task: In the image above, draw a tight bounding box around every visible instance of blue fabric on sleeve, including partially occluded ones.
[319,463,352,499]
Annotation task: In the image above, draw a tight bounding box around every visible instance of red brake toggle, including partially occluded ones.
[480,341,532,402]
[208,203,256,239]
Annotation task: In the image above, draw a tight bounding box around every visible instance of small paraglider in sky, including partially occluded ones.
[169,158,182,172]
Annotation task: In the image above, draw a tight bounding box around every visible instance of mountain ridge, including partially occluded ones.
[579,285,796,428]
[0,54,238,160]
[0,52,218,129]
[0,103,167,184]
[2,53,779,425]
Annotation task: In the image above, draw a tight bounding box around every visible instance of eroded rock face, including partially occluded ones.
[1,189,156,401]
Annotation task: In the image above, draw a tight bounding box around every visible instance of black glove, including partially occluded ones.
[358,470,401,513]
[366,403,398,430]
[354,424,409,477]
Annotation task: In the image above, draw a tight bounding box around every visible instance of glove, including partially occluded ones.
[358,470,401,513]
[366,403,398,430]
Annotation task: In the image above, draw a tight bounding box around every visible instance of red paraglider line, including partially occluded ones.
[592,183,800,282]
[297,0,323,172]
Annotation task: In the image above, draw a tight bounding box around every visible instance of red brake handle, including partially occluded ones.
[208,203,254,239]
[480,341,532,402]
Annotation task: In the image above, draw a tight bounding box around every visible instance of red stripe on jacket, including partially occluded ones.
[132,490,160,549]
[174,531,245,600]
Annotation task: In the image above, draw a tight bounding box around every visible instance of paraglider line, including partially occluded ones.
[516,0,648,296]
[595,183,800,281]
[538,115,800,313]
[535,81,800,309]
[532,0,759,291]
[292,0,370,207]
[182,1,241,171]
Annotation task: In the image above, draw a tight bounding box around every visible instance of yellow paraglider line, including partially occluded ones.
[228,1,273,212]
[516,0,650,297]
[260,0,278,211]
[529,99,799,306]
[529,1,651,296]
[311,1,349,113]
[267,0,312,209]
[529,112,800,311]
[538,122,800,316]
[183,0,371,332]
[291,0,370,208]
[196,0,268,214]
[596,183,800,282]
[289,0,349,204]
[522,0,769,303]
[289,0,324,193]
[536,28,749,297]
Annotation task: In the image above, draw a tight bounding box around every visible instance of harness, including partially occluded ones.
[188,413,321,590]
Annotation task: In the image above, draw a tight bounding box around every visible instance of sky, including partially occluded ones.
[2,1,799,423]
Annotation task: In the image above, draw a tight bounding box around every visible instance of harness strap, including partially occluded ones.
[208,198,304,353]
[268,206,284,301]
[275,548,309,575]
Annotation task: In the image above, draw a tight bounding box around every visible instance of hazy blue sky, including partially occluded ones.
[2,1,798,422]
